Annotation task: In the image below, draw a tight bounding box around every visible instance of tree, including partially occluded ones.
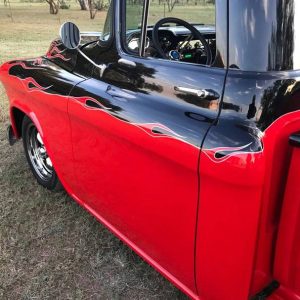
[4,0,14,21]
[88,0,97,19]
[77,0,89,10]
[45,0,59,14]
[87,0,108,19]
[166,0,178,12]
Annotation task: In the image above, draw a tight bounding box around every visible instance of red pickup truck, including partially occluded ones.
[1,0,300,299]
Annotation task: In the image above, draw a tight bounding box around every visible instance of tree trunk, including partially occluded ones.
[166,0,177,12]
[88,0,97,19]
[46,0,59,14]
[78,0,88,10]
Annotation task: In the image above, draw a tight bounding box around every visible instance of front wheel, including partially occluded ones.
[22,116,62,191]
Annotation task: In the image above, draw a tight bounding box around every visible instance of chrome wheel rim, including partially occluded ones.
[26,125,53,181]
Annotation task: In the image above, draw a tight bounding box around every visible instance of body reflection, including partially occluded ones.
[229,0,298,72]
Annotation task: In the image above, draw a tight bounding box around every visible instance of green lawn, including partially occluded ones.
[0,2,107,123]
[0,2,213,298]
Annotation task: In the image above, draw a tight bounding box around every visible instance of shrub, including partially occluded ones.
[60,0,70,9]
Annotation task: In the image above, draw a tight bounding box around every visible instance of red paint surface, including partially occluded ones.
[272,146,300,299]
[250,111,300,298]
[2,59,300,299]
[68,93,200,294]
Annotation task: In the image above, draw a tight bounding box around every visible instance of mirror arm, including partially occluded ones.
[59,22,106,77]
[78,49,107,77]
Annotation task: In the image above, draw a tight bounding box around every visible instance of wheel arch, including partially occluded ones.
[10,106,26,139]
[10,105,44,140]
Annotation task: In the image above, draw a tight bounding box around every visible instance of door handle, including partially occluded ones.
[174,86,220,100]
[118,58,136,68]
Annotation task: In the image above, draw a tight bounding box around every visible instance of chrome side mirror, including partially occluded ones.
[60,22,81,50]
[59,22,107,77]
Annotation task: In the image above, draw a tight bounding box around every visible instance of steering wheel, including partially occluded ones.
[152,17,212,65]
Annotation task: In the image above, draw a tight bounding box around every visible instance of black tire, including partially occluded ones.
[22,116,62,191]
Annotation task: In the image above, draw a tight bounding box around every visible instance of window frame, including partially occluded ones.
[120,0,149,56]
[98,0,115,48]
[120,0,225,69]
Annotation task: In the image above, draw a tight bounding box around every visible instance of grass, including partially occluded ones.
[0,2,213,298]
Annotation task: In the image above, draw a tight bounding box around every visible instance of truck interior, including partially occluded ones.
[124,0,216,65]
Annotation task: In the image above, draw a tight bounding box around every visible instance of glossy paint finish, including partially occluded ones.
[65,0,226,296]
[0,58,85,192]
[273,138,300,299]
[215,69,300,298]
[195,3,300,297]
[67,2,226,294]
[68,57,226,295]
[254,110,300,300]
[194,65,300,298]
[1,0,300,299]
[229,0,300,71]
[198,2,300,296]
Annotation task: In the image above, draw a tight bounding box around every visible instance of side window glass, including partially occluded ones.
[124,0,144,53]
[123,0,216,66]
